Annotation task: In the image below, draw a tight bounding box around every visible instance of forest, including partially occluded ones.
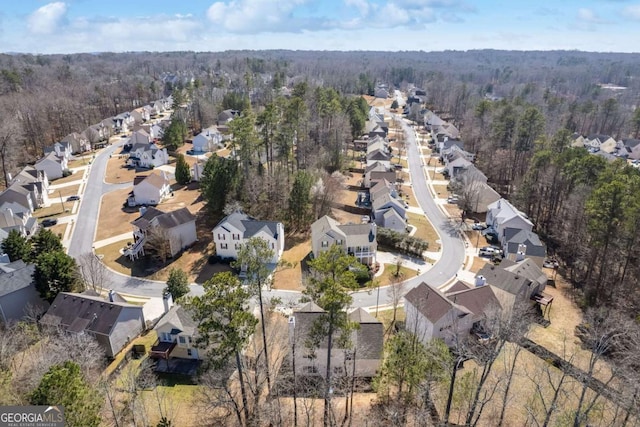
[1,49,640,425]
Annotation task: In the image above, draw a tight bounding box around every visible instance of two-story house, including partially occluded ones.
[150,305,201,361]
[128,171,172,207]
[34,151,68,180]
[192,126,223,153]
[486,199,534,240]
[212,211,284,263]
[310,215,377,266]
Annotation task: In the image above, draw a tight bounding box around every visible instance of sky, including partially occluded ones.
[1,0,640,54]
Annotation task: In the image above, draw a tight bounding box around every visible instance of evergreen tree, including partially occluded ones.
[174,153,191,185]
[33,251,80,302]
[288,170,314,231]
[164,268,190,300]
[162,117,188,151]
[30,361,101,427]
[200,155,240,216]
[1,229,32,262]
[31,228,63,259]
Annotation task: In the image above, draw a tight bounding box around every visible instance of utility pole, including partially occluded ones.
[59,190,66,212]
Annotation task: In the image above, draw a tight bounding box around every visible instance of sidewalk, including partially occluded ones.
[94,232,132,249]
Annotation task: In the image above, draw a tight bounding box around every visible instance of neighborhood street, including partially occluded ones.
[68,116,466,308]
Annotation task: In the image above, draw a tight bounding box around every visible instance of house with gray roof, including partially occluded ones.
[61,132,91,154]
[289,302,383,378]
[501,228,546,268]
[0,185,36,215]
[371,192,407,232]
[34,151,68,180]
[40,292,145,357]
[0,261,48,324]
[212,211,284,264]
[125,206,197,261]
[128,171,172,207]
[0,208,38,238]
[311,215,377,266]
[150,305,202,361]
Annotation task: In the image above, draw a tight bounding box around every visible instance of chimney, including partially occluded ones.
[108,289,115,302]
[6,173,11,183]
[516,244,527,262]
[139,206,147,216]
[475,275,486,287]
[162,291,173,314]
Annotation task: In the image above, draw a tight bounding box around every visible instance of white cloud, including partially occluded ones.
[578,8,604,23]
[206,0,309,33]
[345,0,370,16]
[27,2,67,35]
[623,4,640,20]
[378,3,411,26]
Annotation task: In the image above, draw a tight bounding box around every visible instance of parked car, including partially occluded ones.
[543,258,559,269]
[479,246,502,257]
[41,218,58,227]
[67,195,80,201]
[472,222,487,230]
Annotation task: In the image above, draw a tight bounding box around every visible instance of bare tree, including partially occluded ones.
[79,252,108,293]
[145,226,173,265]
[386,274,406,334]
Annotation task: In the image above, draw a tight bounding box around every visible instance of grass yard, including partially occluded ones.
[331,207,362,225]
[371,263,416,288]
[50,171,83,185]
[395,158,408,169]
[104,155,138,184]
[96,188,137,240]
[49,222,67,239]
[444,204,463,219]
[429,168,446,181]
[272,236,311,291]
[32,202,72,219]
[50,184,81,198]
[406,212,439,247]
[400,185,420,209]
[469,256,489,273]
[432,184,449,197]
[336,186,360,207]
[463,230,487,249]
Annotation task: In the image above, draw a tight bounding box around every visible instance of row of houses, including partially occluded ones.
[571,133,640,160]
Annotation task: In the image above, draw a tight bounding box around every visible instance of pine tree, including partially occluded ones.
[174,153,191,185]
[164,268,190,300]
[1,229,32,262]
[33,250,80,302]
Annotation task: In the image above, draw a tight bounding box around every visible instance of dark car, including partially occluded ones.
[41,218,58,227]
[67,195,80,201]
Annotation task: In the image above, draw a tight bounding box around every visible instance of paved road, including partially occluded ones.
[69,118,466,307]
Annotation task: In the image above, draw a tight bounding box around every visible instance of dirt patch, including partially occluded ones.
[469,256,489,273]
[330,207,362,225]
[104,155,138,184]
[336,186,360,207]
[443,204,463,219]
[272,238,311,291]
[96,188,137,241]
[157,182,204,215]
[400,185,420,209]
[463,230,487,249]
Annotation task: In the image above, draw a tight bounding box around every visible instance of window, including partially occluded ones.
[336,239,343,245]
[321,241,329,248]
[232,234,240,240]
[179,336,186,344]
[220,243,228,249]
[217,233,225,240]
[187,349,192,356]
[271,243,275,249]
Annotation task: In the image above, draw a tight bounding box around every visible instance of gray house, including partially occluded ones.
[0,261,48,324]
[40,292,145,358]
[501,228,546,268]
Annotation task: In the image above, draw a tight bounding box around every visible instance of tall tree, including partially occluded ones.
[288,170,314,231]
[164,268,190,300]
[234,237,275,392]
[30,361,102,427]
[200,155,240,216]
[304,245,360,427]
[31,227,64,258]
[174,153,191,185]
[33,251,81,302]
[182,272,257,426]
[1,229,32,262]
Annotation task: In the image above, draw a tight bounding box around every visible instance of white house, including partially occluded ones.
[212,211,284,263]
[129,172,172,206]
[0,186,35,215]
[34,151,68,180]
[128,141,169,169]
[126,206,197,260]
[485,199,533,240]
[310,215,377,266]
[61,133,91,154]
[372,192,406,232]
[44,141,72,161]
[131,107,151,124]
[192,126,223,153]
[0,207,38,237]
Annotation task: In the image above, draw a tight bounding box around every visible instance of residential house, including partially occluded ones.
[84,123,109,148]
[192,126,223,152]
[433,122,460,141]
[61,132,91,154]
[289,302,383,378]
[571,134,587,148]
[501,228,546,268]
[374,85,389,99]
[114,112,134,134]
[444,157,473,179]
[476,258,548,313]
[585,134,616,152]
[151,100,166,116]
[128,171,172,207]
[8,169,49,209]
[485,199,533,240]
[150,305,202,361]
[464,181,501,214]
[371,193,406,232]
[0,261,48,324]
[363,161,395,188]
[44,141,72,161]
[40,292,145,357]
[126,206,197,261]
[0,185,35,215]
[0,208,38,237]
[622,139,640,160]
[34,151,68,180]
[131,107,151,124]
[127,141,169,169]
[423,110,445,130]
[366,148,392,168]
[369,179,398,202]
[310,215,377,266]
[129,129,152,146]
[217,109,240,126]
[212,211,284,263]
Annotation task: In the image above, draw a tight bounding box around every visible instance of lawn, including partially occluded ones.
[406,212,439,247]
[330,207,362,225]
[272,236,311,291]
[96,188,138,241]
[50,170,83,185]
[400,185,420,209]
[469,256,489,273]
[104,155,138,184]
[50,184,81,198]
[432,184,450,197]
[32,202,72,219]
[49,222,67,239]
[370,263,416,288]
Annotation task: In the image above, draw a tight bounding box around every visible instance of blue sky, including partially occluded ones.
[1,0,639,54]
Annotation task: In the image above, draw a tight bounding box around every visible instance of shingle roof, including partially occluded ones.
[503,228,546,257]
[445,280,471,294]
[217,211,281,239]
[446,285,501,319]
[476,263,533,296]
[131,206,194,231]
[502,259,547,289]
[404,282,457,324]
[0,262,35,297]
[41,292,141,336]
[134,172,169,190]
[155,305,197,336]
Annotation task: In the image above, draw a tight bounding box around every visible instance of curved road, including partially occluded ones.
[69,118,466,307]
